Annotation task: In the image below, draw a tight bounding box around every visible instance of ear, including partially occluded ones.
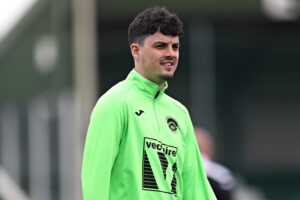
[130,43,140,61]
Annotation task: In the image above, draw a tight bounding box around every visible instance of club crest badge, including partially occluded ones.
[166,117,178,133]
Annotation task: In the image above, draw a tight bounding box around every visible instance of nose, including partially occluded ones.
[165,45,178,57]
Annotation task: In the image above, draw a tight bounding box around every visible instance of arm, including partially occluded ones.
[182,118,216,200]
[81,94,125,200]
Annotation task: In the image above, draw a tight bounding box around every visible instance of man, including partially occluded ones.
[194,126,235,200]
[81,6,216,200]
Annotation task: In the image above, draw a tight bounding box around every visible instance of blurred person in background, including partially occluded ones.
[0,167,29,200]
[195,126,235,200]
[81,6,216,200]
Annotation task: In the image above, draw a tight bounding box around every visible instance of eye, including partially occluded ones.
[172,44,180,51]
[155,43,166,49]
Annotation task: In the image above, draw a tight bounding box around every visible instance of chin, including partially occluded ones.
[160,73,174,80]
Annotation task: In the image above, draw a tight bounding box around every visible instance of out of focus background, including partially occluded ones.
[1,0,300,199]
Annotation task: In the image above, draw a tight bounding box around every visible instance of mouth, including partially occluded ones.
[160,59,175,67]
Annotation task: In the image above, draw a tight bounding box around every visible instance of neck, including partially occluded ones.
[158,82,165,90]
[134,68,166,89]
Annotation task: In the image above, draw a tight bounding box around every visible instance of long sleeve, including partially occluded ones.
[182,118,216,200]
[81,93,126,200]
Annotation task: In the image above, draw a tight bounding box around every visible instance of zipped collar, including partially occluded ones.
[126,69,168,99]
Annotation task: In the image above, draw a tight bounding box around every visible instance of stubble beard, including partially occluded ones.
[159,73,174,81]
[159,64,177,81]
[140,57,177,83]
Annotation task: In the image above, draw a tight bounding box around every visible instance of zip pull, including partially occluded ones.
[154,90,160,99]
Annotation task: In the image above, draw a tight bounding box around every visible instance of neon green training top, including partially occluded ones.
[81,69,216,200]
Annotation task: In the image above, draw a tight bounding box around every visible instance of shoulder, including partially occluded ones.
[164,94,189,115]
[92,80,132,116]
[97,80,134,103]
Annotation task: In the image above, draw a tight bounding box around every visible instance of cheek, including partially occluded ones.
[146,54,158,64]
[142,50,161,66]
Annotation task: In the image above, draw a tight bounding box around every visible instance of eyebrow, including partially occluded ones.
[153,41,180,46]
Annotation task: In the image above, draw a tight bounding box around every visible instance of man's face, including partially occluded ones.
[131,32,180,87]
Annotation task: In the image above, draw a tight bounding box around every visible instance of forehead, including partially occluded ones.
[143,32,179,45]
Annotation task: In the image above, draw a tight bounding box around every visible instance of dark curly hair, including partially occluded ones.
[128,6,183,45]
